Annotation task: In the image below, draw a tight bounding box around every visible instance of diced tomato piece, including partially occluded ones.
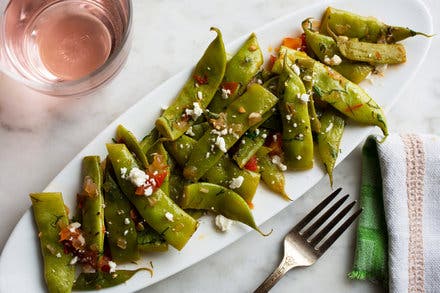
[300,33,307,51]
[282,37,302,50]
[151,170,168,188]
[268,55,277,71]
[244,155,259,172]
[221,81,239,95]
[193,74,208,85]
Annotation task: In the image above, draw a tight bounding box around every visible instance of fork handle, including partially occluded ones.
[254,256,296,293]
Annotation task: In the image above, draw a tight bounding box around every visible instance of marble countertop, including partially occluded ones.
[0,0,439,292]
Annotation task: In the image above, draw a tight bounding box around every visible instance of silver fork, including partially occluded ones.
[254,188,362,293]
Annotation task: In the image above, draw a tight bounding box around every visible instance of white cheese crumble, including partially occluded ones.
[291,64,301,76]
[56,253,62,258]
[211,128,228,136]
[286,114,292,121]
[68,222,81,232]
[108,261,117,273]
[299,93,310,102]
[165,212,174,222]
[127,167,148,187]
[229,176,244,189]
[70,256,78,265]
[293,123,298,128]
[303,75,312,82]
[296,155,302,160]
[325,122,334,133]
[271,155,287,171]
[221,88,231,99]
[185,102,203,120]
[124,218,130,225]
[186,126,195,137]
[123,230,128,236]
[215,214,234,232]
[324,54,342,66]
[262,133,267,139]
[197,91,203,100]
[144,186,153,196]
[120,167,128,179]
[215,136,227,153]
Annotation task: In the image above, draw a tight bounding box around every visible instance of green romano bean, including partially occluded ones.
[181,183,269,235]
[137,228,168,252]
[156,28,227,141]
[273,47,388,136]
[30,192,74,293]
[319,7,431,43]
[188,122,209,140]
[279,66,314,170]
[73,269,151,291]
[80,156,105,256]
[255,147,290,200]
[317,111,345,186]
[140,128,160,154]
[302,19,372,83]
[233,129,268,168]
[184,84,278,181]
[209,33,264,113]
[116,124,149,168]
[165,135,261,204]
[335,37,406,64]
[106,143,197,250]
[102,170,139,263]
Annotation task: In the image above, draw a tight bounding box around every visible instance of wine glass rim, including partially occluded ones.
[0,0,133,95]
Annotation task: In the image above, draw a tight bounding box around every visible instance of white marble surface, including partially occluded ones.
[0,0,439,292]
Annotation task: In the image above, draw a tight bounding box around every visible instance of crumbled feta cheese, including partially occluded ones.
[120,167,128,179]
[296,155,302,160]
[293,123,298,128]
[262,133,267,139]
[299,93,310,102]
[257,79,263,84]
[303,75,312,82]
[324,54,343,66]
[215,214,234,232]
[123,230,128,236]
[186,126,195,137]
[325,122,334,133]
[197,91,203,100]
[215,136,227,153]
[248,112,262,125]
[68,222,81,231]
[124,218,130,225]
[241,140,246,144]
[286,114,292,121]
[211,128,228,136]
[221,88,231,99]
[165,212,174,222]
[70,256,78,265]
[298,133,304,139]
[229,176,244,189]
[206,152,211,158]
[291,64,301,76]
[126,168,148,187]
[56,253,62,258]
[108,261,117,273]
[144,186,153,196]
[185,102,203,120]
[271,155,287,171]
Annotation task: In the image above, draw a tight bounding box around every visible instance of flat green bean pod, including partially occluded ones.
[317,111,345,186]
[116,125,149,168]
[273,47,388,137]
[209,33,264,113]
[73,269,151,291]
[255,147,290,201]
[30,192,75,293]
[106,143,198,251]
[137,228,168,252]
[319,7,431,43]
[80,156,105,257]
[156,28,227,141]
[102,168,139,263]
[279,66,314,170]
[140,128,160,155]
[302,19,372,83]
[181,183,270,235]
[184,83,278,181]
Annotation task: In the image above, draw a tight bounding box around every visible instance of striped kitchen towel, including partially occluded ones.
[351,134,440,293]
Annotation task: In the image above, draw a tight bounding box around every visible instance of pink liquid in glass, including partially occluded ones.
[3,0,130,84]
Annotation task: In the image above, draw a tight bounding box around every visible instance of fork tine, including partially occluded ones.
[317,208,363,254]
[301,194,349,239]
[309,201,356,247]
[292,187,342,232]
